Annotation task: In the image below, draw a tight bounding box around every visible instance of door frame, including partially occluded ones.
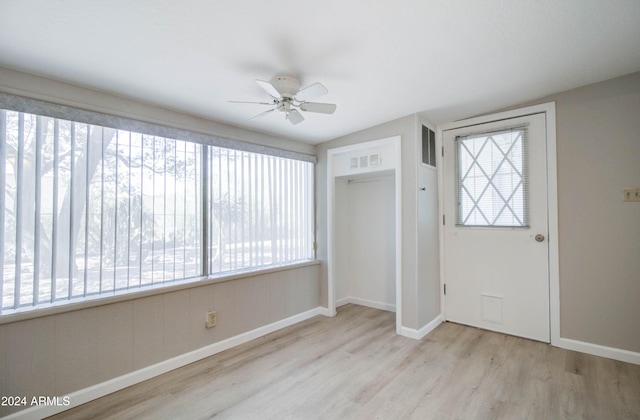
[437,102,560,346]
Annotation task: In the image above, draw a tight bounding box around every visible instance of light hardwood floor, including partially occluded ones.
[49,304,640,419]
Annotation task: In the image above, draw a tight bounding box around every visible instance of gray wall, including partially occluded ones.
[479,72,640,352]
[0,265,320,417]
[0,68,321,417]
[315,114,442,330]
[417,161,440,328]
[548,72,639,352]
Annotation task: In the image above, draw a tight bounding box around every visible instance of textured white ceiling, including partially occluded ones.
[1,0,639,144]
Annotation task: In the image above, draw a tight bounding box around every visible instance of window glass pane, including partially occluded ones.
[455,127,528,227]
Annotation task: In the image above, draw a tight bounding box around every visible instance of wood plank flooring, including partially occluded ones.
[49,304,640,419]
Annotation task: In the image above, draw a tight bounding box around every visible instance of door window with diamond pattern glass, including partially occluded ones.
[455,127,528,227]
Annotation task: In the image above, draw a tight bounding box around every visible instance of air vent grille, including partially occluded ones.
[422,126,436,167]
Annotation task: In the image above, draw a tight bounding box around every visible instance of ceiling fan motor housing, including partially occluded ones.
[271,76,300,98]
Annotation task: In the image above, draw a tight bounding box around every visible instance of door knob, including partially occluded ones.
[535,234,545,242]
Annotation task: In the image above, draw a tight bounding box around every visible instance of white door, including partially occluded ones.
[443,113,550,342]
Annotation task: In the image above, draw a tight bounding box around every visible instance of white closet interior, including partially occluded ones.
[327,136,402,325]
[335,170,396,311]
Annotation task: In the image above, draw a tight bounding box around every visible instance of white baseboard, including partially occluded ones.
[555,337,640,365]
[336,296,396,312]
[399,314,443,340]
[5,307,328,420]
[316,306,334,317]
[336,297,349,307]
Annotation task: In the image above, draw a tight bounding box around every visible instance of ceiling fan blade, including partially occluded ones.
[256,79,283,99]
[295,82,328,101]
[286,109,304,125]
[228,100,273,105]
[299,102,337,114]
[250,108,275,120]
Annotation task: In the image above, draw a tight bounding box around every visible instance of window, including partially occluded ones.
[455,126,528,227]
[0,107,314,315]
[206,148,314,273]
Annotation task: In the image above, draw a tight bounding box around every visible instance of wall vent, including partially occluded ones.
[422,125,436,167]
[350,153,381,170]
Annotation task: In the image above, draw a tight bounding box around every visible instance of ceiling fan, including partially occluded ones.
[230,76,337,125]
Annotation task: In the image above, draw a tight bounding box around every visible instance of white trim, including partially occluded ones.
[336,297,350,307]
[398,314,444,340]
[315,307,333,317]
[326,150,337,317]
[326,136,403,332]
[555,338,640,366]
[324,137,398,155]
[336,297,396,312]
[436,125,446,319]
[438,102,559,343]
[438,103,558,132]
[4,306,328,420]
[394,137,403,335]
[544,105,561,347]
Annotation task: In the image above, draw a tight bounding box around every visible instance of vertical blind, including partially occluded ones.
[455,126,529,227]
[206,148,314,273]
[0,109,314,314]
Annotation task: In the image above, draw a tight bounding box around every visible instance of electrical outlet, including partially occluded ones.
[623,187,640,202]
[205,311,217,328]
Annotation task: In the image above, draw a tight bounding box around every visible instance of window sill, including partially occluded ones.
[0,260,321,325]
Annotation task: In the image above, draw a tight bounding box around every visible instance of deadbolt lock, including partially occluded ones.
[535,234,545,242]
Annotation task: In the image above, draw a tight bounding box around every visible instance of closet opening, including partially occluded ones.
[334,171,396,312]
[327,136,402,333]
